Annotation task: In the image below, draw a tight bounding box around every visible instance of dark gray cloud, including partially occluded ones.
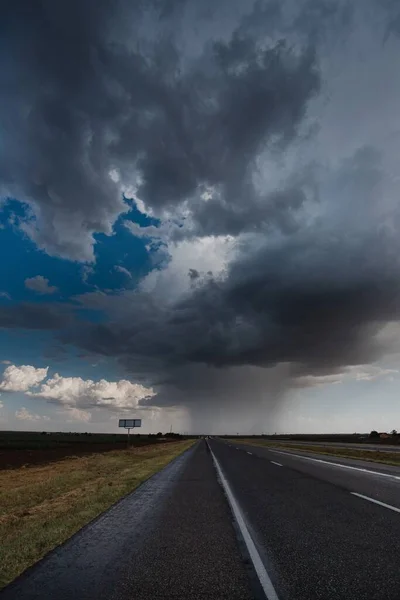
[74,233,400,378]
[130,38,319,216]
[0,303,73,330]
[380,0,400,39]
[0,0,396,262]
[0,0,328,260]
[64,140,400,432]
[188,269,200,280]
[0,0,130,260]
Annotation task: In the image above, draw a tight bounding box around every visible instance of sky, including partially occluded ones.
[1,0,400,435]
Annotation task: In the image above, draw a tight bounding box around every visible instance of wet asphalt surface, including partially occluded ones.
[211,439,400,600]
[2,438,400,600]
[0,441,254,600]
[239,443,400,509]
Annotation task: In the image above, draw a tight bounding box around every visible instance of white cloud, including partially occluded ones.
[25,275,58,295]
[139,235,235,304]
[15,407,50,421]
[1,360,11,365]
[0,364,49,392]
[27,373,155,412]
[0,292,11,300]
[65,407,92,422]
[293,373,344,388]
[125,220,171,242]
[109,168,120,183]
[294,365,398,388]
[81,265,95,285]
[0,363,154,415]
[114,265,132,279]
[347,365,399,381]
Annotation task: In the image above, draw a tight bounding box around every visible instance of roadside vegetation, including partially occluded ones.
[0,430,191,469]
[230,439,400,466]
[0,440,194,589]
[222,431,400,445]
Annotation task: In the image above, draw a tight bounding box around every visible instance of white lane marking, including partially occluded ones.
[247,451,253,455]
[351,492,400,514]
[270,461,282,467]
[271,449,400,481]
[208,445,280,600]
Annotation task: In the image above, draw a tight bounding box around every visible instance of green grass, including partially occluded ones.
[0,440,194,589]
[229,439,400,467]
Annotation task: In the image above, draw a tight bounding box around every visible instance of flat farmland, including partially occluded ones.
[0,431,188,469]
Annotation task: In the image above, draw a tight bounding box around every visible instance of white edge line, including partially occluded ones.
[270,461,282,467]
[207,443,280,600]
[271,449,400,481]
[351,492,400,514]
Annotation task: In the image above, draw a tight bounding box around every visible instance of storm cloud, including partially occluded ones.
[2,0,400,431]
[69,138,400,430]
[0,0,331,260]
[0,302,73,330]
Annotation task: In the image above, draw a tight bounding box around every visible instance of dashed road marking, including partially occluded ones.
[351,492,400,514]
[270,461,282,467]
[271,449,400,481]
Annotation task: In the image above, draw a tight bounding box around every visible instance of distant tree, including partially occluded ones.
[391,429,398,436]
[369,430,380,439]
[156,432,163,437]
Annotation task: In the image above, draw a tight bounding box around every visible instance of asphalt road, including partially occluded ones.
[2,438,400,600]
[213,439,400,599]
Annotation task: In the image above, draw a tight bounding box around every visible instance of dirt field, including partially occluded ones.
[0,431,190,469]
[0,443,133,469]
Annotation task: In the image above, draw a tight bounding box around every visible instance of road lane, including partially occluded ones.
[230,441,400,510]
[210,438,400,600]
[0,442,255,600]
[209,446,279,600]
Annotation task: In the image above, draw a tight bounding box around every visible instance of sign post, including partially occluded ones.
[119,419,142,448]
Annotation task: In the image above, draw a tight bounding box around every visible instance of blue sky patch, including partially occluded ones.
[0,197,162,302]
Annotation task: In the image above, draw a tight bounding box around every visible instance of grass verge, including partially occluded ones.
[0,440,194,589]
[229,439,400,467]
